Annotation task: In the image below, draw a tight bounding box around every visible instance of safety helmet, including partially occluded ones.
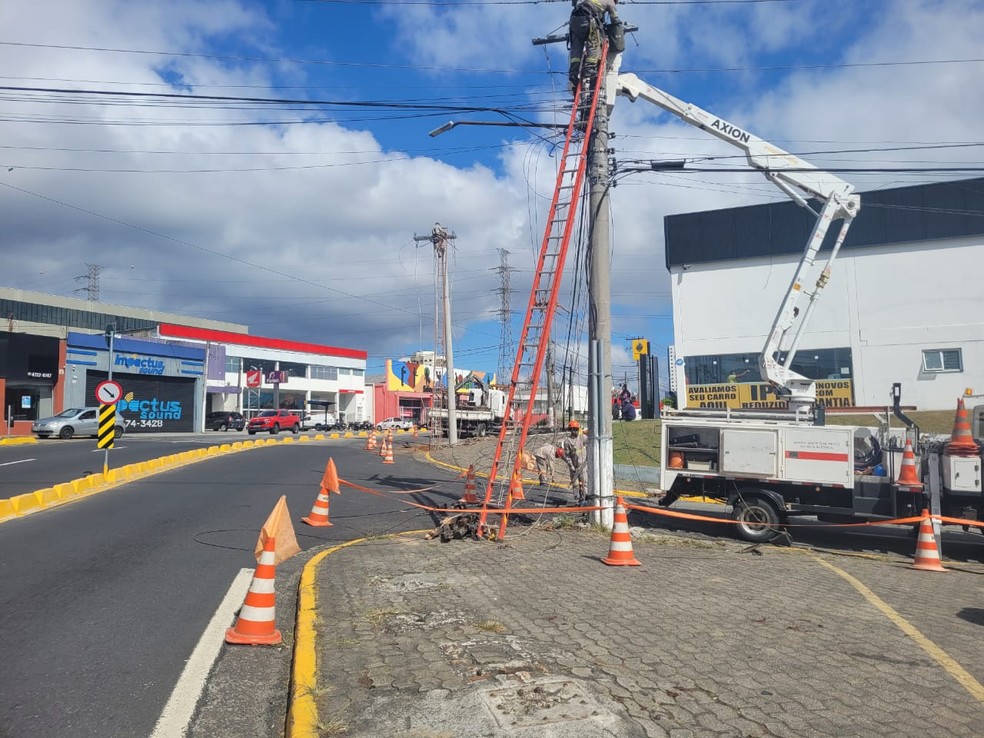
[568,420,580,429]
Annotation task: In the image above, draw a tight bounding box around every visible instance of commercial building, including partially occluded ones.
[1,287,366,434]
[664,177,984,411]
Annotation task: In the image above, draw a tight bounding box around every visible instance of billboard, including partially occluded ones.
[685,380,854,410]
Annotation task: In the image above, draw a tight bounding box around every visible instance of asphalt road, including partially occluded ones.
[0,438,460,738]
[0,431,256,499]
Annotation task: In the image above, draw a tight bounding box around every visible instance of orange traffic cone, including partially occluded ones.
[320,458,341,496]
[365,431,377,450]
[303,459,338,527]
[602,497,641,567]
[461,465,479,504]
[896,438,923,489]
[912,511,946,572]
[946,398,980,456]
[411,425,418,439]
[509,471,525,501]
[226,535,283,645]
[378,431,390,457]
[382,434,395,464]
[302,489,333,527]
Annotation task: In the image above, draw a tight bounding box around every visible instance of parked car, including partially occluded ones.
[32,407,125,440]
[206,410,245,432]
[247,409,301,435]
[376,417,414,431]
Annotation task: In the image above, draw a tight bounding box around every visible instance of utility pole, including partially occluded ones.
[586,63,617,529]
[414,224,458,445]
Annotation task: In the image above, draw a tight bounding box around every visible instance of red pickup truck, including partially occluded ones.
[247,409,301,435]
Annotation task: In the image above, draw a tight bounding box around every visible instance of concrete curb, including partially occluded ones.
[286,531,431,738]
[0,436,38,446]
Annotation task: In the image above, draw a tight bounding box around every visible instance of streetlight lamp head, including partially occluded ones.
[428,121,456,137]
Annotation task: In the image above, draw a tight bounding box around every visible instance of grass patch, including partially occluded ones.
[612,419,661,466]
[823,409,956,435]
[364,607,401,629]
[474,619,507,633]
[317,718,349,736]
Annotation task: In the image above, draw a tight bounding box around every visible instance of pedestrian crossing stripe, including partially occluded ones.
[97,404,116,449]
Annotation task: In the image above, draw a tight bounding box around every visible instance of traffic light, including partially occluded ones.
[631,338,649,360]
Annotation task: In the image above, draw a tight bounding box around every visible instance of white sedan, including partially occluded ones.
[376,417,414,431]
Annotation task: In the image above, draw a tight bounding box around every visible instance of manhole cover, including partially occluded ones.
[481,678,599,728]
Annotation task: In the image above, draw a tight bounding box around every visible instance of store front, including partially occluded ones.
[1,332,63,435]
[66,332,204,433]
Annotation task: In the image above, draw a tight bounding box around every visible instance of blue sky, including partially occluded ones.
[1,0,981,393]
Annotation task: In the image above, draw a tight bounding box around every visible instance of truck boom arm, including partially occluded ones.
[616,73,861,411]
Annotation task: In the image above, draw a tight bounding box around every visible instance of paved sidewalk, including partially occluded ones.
[307,528,984,737]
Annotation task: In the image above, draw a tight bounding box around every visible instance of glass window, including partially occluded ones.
[225,356,241,373]
[922,349,962,373]
[311,365,338,381]
[686,348,853,385]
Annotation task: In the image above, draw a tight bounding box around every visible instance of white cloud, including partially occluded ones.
[0,0,980,383]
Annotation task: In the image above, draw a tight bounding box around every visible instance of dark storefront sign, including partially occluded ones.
[1,332,59,383]
[87,372,195,433]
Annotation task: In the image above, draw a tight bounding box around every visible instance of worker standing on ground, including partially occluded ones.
[568,0,621,91]
[562,420,587,505]
[532,442,563,487]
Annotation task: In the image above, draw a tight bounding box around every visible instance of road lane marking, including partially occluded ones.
[809,554,984,703]
[0,458,35,466]
[150,568,253,738]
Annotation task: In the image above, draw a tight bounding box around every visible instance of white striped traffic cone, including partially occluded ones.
[602,497,641,567]
[225,535,282,645]
[302,488,333,527]
[912,511,946,572]
[382,433,395,464]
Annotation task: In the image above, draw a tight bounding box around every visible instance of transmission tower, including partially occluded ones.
[73,263,101,301]
[493,248,516,386]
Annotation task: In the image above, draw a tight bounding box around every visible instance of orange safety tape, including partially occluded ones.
[340,479,440,496]
[624,503,980,530]
[340,477,602,515]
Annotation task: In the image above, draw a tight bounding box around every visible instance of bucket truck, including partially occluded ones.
[613,73,983,541]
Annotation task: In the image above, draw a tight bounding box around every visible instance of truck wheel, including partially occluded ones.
[731,496,781,543]
[476,422,487,438]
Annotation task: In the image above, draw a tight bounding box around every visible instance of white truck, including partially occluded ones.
[429,385,508,438]
[613,73,983,541]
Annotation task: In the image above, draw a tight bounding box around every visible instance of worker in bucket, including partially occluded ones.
[562,420,588,505]
[568,0,623,92]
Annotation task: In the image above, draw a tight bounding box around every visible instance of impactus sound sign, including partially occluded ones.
[86,373,195,433]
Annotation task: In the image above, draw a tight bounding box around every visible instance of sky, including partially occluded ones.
[1,0,982,392]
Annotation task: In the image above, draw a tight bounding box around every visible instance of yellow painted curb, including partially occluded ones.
[0,436,38,446]
[36,487,59,507]
[1,432,319,526]
[287,532,430,738]
[11,492,43,515]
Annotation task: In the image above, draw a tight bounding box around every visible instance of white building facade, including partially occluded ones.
[665,178,984,412]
